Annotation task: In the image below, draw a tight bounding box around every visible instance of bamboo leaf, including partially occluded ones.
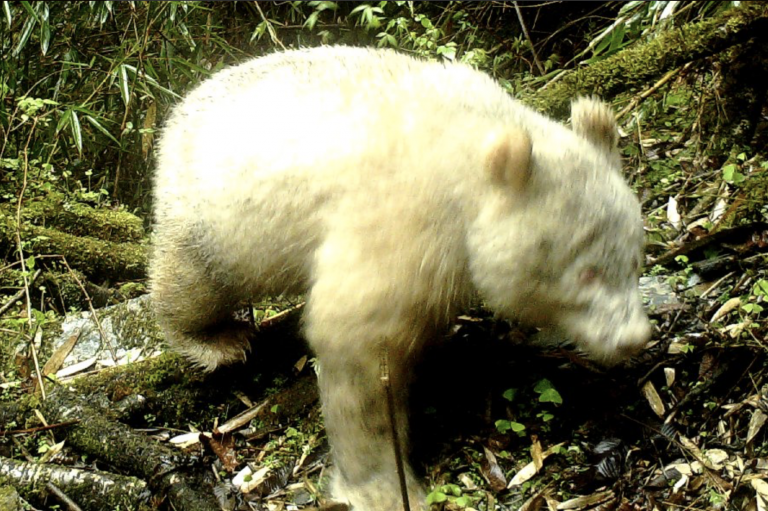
[69,110,83,155]
[56,108,71,134]
[118,64,130,106]
[2,1,12,29]
[12,12,37,57]
[123,64,181,99]
[38,1,49,21]
[19,1,38,21]
[85,115,121,147]
[40,18,50,55]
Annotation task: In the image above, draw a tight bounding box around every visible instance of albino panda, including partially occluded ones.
[150,46,650,511]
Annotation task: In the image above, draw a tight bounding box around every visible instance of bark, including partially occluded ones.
[0,212,146,282]
[6,191,145,244]
[0,456,151,511]
[37,384,222,511]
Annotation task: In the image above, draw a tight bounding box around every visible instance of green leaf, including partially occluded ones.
[303,11,320,30]
[753,279,768,297]
[122,64,181,99]
[538,388,563,404]
[56,108,72,133]
[118,64,131,106]
[495,419,525,434]
[19,1,38,21]
[502,388,517,402]
[350,3,371,15]
[426,491,447,505]
[69,110,83,155]
[12,11,36,57]
[722,164,745,184]
[3,1,12,29]
[308,1,338,12]
[40,18,50,55]
[84,115,121,147]
[443,484,461,497]
[533,378,555,394]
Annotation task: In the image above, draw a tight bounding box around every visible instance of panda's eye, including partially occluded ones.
[579,266,602,285]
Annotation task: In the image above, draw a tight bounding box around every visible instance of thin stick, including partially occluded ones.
[46,482,84,511]
[254,2,286,50]
[60,258,117,363]
[30,328,46,400]
[380,347,410,511]
[0,269,41,317]
[616,64,690,120]
[513,1,545,76]
[0,419,80,436]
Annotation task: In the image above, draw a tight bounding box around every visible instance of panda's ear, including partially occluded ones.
[484,128,532,193]
[571,96,618,154]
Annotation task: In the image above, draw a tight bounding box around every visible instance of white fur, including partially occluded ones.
[150,46,650,510]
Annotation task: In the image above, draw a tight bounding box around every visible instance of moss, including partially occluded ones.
[11,191,145,243]
[0,211,147,282]
[520,3,768,118]
[719,167,768,227]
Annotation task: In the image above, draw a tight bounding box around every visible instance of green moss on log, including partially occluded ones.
[9,192,145,243]
[0,212,147,282]
[523,3,768,117]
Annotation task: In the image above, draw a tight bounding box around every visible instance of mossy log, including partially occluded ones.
[36,384,222,511]
[0,212,146,283]
[0,456,151,511]
[5,192,145,244]
[526,3,768,117]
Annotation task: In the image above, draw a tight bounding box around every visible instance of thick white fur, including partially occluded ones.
[150,46,650,511]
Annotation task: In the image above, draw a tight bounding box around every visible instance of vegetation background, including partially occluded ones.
[1,2,767,511]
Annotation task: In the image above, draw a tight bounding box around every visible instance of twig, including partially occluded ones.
[616,63,691,120]
[513,1,545,76]
[0,269,41,317]
[380,347,410,511]
[15,119,37,325]
[30,328,46,400]
[59,257,117,363]
[253,1,286,50]
[258,302,304,328]
[0,419,80,437]
[15,118,48,400]
[45,482,84,511]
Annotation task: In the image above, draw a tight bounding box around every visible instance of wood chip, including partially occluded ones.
[42,332,81,377]
[508,443,564,488]
[642,380,666,417]
[556,490,614,509]
[710,297,741,323]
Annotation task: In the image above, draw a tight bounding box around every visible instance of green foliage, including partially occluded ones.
[495,419,526,435]
[497,378,563,435]
[533,378,563,404]
[426,483,476,508]
[584,1,741,63]
[722,163,746,185]
[0,1,537,212]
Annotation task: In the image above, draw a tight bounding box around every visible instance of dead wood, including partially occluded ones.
[36,385,222,511]
[0,455,151,511]
[0,212,146,282]
[3,191,145,244]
